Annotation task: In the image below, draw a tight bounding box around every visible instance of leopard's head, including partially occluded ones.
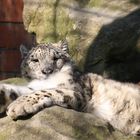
[20,40,70,80]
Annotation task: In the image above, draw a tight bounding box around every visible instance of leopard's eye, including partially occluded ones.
[53,56,58,61]
[53,52,60,60]
[31,59,39,62]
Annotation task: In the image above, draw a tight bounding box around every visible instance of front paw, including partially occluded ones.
[6,93,52,119]
[7,98,39,119]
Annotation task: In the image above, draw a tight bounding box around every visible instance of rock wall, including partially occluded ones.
[0,105,139,140]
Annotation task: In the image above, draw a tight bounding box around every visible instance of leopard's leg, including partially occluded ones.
[0,84,33,113]
[7,88,85,119]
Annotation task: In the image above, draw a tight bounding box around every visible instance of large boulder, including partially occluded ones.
[23,0,140,83]
[0,104,139,140]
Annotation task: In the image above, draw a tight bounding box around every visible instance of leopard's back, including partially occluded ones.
[84,73,140,135]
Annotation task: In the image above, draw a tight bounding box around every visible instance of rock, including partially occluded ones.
[0,106,139,140]
[0,78,139,140]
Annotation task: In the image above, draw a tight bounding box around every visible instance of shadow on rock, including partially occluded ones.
[84,8,140,83]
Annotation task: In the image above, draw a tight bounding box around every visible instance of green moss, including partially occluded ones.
[0,134,8,140]
[24,0,91,70]
[56,11,73,39]
[30,0,77,44]
[0,131,10,140]
[73,125,111,140]
[0,78,28,85]
[34,0,83,69]
[74,127,92,140]
[87,0,103,7]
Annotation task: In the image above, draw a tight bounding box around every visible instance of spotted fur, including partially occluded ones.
[0,40,140,136]
[21,40,70,80]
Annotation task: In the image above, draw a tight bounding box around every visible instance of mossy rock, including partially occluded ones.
[0,105,139,140]
[0,77,27,85]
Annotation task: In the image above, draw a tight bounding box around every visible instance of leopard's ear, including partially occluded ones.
[58,39,69,53]
[20,44,29,58]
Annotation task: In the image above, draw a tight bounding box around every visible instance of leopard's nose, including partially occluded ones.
[42,68,53,74]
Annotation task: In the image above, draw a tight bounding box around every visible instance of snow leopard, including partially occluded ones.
[0,40,140,136]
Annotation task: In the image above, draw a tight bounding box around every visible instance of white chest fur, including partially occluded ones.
[28,64,73,90]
